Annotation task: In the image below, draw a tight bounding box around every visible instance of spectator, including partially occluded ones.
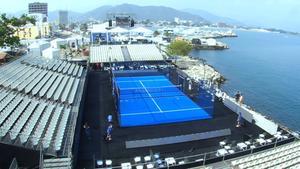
[235,91,241,102]
[239,93,244,105]
[83,122,91,140]
[107,114,113,123]
[236,112,242,127]
[106,123,113,141]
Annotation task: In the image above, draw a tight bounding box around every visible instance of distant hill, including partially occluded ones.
[183,8,245,26]
[81,4,207,23]
[9,4,244,25]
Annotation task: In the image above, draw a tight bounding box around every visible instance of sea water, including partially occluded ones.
[190,30,300,131]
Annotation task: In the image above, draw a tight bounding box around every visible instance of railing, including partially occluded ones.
[62,68,87,157]
[167,62,298,136]
[8,158,18,169]
[95,135,297,169]
[0,127,58,155]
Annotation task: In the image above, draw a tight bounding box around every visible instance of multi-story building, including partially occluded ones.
[15,22,51,40]
[59,10,69,26]
[28,2,48,17]
[15,4,51,40]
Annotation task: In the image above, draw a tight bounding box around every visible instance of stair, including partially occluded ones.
[121,46,132,61]
[43,157,72,169]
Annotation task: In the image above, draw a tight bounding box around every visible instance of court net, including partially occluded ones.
[115,85,185,99]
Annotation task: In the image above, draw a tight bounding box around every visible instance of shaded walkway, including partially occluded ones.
[76,71,115,169]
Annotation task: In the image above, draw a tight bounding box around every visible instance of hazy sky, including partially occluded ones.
[1,0,300,32]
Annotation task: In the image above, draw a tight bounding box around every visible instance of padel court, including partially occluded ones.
[114,75,212,127]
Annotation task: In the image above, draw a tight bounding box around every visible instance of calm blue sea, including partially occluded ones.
[190,30,300,131]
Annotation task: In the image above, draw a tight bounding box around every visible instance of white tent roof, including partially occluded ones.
[108,27,128,33]
[134,35,146,39]
[130,27,153,34]
[51,38,67,43]
[43,47,60,52]
[91,23,108,33]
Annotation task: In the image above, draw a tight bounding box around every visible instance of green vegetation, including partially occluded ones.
[163,31,172,37]
[69,23,77,30]
[59,24,66,30]
[0,13,35,47]
[167,39,193,56]
[215,75,227,87]
[80,23,88,32]
[59,44,67,49]
[153,30,160,37]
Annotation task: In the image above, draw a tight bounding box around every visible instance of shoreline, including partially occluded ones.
[173,55,295,133]
[173,55,226,86]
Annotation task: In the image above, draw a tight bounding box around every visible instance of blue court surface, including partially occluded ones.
[115,75,212,127]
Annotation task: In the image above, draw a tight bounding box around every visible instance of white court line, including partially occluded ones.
[117,79,168,83]
[139,80,162,112]
[120,107,213,116]
[119,85,181,91]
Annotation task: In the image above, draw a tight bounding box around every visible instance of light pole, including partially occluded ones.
[108,46,112,70]
[201,59,206,81]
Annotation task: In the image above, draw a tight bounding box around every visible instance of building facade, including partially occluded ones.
[28,2,48,17]
[59,10,69,26]
[15,23,51,40]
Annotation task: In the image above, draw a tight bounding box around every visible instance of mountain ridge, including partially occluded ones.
[8,3,241,26]
[80,4,207,23]
[182,8,245,26]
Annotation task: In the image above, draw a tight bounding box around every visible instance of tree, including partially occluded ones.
[80,23,88,32]
[0,13,35,47]
[153,30,160,37]
[163,31,172,37]
[69,22,77,30]
[167,39,193,56]
[59,24,66,30]
[59,44,67,49]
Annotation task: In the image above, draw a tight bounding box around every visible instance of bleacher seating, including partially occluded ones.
[0,56,86,154]
[61,77,75,103]
[21,56,82,77]
[0,57,84,104]
[31,103,54,145]
[42,157,72,169]
[90,45,125,63]
[90,44,164,63]
[20,102,47,143]
[230,141,300,169]
[54,107,71,151]
[68,78,80,104]
[42,105,64,148]
[127,44,163,61]
[10,100,38,140]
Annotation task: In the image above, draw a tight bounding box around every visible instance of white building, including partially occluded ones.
[51,38,68,49]
[28,41,51,56]
[174,17,180,24]
[28,13,47,25]
[42,47,60,59]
